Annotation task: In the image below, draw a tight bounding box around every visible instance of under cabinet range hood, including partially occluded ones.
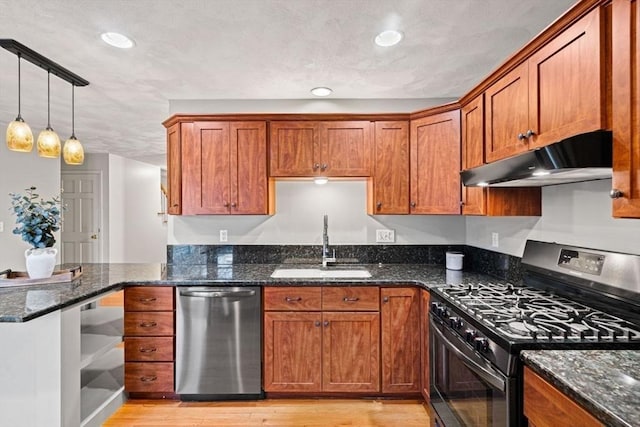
[461,130,613,187]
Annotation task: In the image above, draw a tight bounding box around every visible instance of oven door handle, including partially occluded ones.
[430,317,507,392]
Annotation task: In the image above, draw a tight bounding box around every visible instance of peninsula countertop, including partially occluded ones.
[0,262,505,322]
[521,350,640,427]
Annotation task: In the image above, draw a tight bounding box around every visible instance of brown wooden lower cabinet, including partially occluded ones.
[124,286,175,396]
[263,286,422,396]
[420,289,430,400]
[523,366,603,427]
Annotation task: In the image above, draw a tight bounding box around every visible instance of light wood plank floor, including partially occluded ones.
[104,399,432,426]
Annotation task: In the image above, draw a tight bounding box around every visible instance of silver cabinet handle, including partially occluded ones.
[139,347,157,353]
[610,189,624,199]
[382,296,389,303]
[343,297,360,302]
[180,289,256,298]
[231,202,237,208]
[324,321,330,327]
[525,129,535,138]
[140,375,157,382]
[285,296,302,302]
[315,321,321,327]
[410,202,416,208]
[376,202,382,209]
[313,163,320,170]
[139,321,157,328]
[138,297,157,303]
[517,133,527,140]
[321,163,328,171]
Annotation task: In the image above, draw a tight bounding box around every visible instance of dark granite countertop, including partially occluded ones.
[0,262,502,322]
[521,350,640,427]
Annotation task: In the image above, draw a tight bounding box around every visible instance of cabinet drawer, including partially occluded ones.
[125,337,174,362]
[125,362,174,393]
[264,287,322,311]
[125,287,174,311]
[322,287,379,311]
[125,311,174,336]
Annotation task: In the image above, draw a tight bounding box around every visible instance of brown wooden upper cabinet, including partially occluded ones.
[166,123,182,215]
[410,110,461,214]
[179,121,271,215]
[461,95,541,216]
[611,0,640,218]
[485,7,605,163]
[368,121,410,215]
[269,121,373,177]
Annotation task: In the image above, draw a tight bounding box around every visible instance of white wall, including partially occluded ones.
[0,149,60,270]
[466,179,640,256]
[169,180,465,245]
[109,154,167,262]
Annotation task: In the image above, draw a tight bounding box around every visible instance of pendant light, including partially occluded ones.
[63,84,84,165]
[36,71,61,158]
[6,54,34,152]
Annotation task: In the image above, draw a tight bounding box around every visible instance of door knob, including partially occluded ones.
[90,234,98,240]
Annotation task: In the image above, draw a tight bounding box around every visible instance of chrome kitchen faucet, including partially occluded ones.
[322,214,336,267]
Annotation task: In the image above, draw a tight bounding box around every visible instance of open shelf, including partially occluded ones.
[80,305,123,370]
[81,346,124,426]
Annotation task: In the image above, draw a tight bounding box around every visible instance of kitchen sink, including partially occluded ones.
[270,268,372,279]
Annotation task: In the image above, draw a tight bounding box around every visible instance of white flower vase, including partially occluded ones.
[25,247,57,279]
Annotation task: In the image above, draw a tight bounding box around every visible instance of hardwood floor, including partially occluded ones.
[104,398,432,426]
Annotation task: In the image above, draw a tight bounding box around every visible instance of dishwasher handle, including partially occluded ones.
[179,288,256,298]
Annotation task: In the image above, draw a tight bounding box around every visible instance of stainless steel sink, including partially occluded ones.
[270,268,371,279]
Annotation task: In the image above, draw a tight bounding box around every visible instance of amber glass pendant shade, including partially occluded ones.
[7,117,34,152]
[37,127,61,158]
[63,135,84,165]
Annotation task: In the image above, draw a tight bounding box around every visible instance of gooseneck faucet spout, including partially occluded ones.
[322,214,336,267]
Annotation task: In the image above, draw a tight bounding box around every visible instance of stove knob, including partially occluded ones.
[465,329,476,342]
[474,337,489,353]
[431,302,439,312]
[449,317,463,329]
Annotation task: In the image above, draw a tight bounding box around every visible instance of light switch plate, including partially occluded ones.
[219,229,228,242]
[376,229,395,243]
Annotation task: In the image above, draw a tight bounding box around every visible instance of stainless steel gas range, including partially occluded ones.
[429,240,640,427]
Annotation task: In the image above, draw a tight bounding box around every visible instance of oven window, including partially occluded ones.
[431,331,507,427]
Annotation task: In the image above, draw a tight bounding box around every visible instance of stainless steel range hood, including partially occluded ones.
[461,130,612,187]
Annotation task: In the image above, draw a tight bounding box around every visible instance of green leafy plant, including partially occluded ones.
[9,186,62,248]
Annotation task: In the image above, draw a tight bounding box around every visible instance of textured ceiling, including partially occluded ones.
[0,0,576,167]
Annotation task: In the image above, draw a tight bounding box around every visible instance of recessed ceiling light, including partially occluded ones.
[101,32,135,49]
[375,30,403,47]
[310,87,332,97]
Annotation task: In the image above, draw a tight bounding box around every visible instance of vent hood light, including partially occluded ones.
[311,87,332,97]
[375,30,403,47]
[101,32,135,49]
[314,176,329,185]
[461,130,613,187]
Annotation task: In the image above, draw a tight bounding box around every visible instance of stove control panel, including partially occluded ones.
[558,249,605,275]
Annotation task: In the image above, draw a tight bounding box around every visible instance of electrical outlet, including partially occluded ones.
[376,229,395,243]
[219,229,228,242]
[491,232,499,248]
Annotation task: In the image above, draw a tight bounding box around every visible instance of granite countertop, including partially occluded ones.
[0,262,499,322]
[521,350,640,427]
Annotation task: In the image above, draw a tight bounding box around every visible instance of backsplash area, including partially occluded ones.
[167,244,523,282]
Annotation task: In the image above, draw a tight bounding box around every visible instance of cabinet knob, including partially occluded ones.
[321,163,328,171]
[231,202,237,208]
[324,320,330,327]
[610,189,624,199]
[223,202,229,207]
[525,129,535,138]
[517,133,527,141]
[383,296,389,303]
[313,163,320,170]
[315,321,321,327]
[459,201,465,206]
[376,202,382,209]
[410,202,416,208]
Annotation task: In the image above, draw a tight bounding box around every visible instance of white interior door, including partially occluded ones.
[61,172,102,263]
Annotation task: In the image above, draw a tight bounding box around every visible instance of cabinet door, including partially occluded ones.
[319,121,372,176]
[322,312,380,392]
[410,110,461,214]
[269,121,319,176]
[230,121,270,214]
[182,122,231,214]
[420,289,430,401]
[461,95,487,215]
[263,312,322,392]
[612,0,640,218]
[528,7,605,149]
[369,121,410,214]
[166,123,181,215]
[485,63,530,162]
[381,288,420,393]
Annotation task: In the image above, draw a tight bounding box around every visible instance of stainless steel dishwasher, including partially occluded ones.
[176,286,262,400]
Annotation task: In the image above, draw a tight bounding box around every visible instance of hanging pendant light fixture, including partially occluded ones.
[6,54,34,152]
[36,71,61,158]
[63,84,84,165]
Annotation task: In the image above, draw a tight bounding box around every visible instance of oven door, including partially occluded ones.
[430,315,516,427]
